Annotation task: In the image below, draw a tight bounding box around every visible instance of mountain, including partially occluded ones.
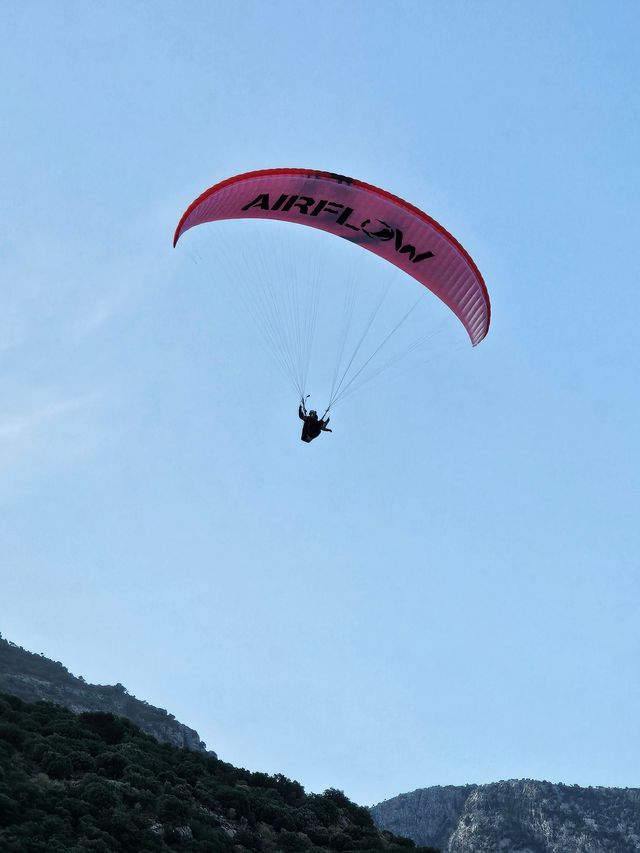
[0,692,438,852]
[370,780,640,852]
[0,634,208,754]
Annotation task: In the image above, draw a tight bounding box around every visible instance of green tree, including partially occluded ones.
[42,751,73,780]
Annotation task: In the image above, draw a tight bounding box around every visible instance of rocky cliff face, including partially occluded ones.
[0,636,211,755]
[371,780,640,852]
[371,786,473,852]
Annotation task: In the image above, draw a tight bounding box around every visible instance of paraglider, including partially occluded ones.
[299,400,332,443]
[174,168,490,345]
[173,168,490,439]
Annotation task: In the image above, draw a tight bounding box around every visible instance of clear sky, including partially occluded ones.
[1,1,639,806]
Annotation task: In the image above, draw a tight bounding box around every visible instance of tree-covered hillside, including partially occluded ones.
[0,693,438,853]
[0,636,206,752]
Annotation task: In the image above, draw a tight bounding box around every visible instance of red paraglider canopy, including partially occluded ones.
[174,168,490,345]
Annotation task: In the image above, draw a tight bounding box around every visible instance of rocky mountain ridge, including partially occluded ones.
[371,779,640,852]
[0,634,209,754]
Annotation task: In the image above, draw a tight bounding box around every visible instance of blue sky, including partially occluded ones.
[1,1,639,806]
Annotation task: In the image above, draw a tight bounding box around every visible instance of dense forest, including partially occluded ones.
[0,693,438,853]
